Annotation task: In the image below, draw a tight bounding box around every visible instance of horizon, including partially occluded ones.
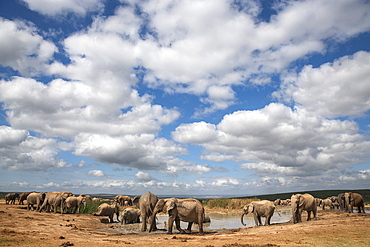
[0,0,370,196]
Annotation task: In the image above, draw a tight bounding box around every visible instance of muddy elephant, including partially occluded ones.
[291,193,317,224]
[64,195,87,214]
[149,198,205,234]
[39,191,73,213]
[133,191,158,232]
[344,192,365,213]
[18,192,33,205]
[5,193,19,204]
[27,192,46,211]
[114,195,132,206]
[241,200,275,226]
[120,208,141,224]
[93,203,120,223]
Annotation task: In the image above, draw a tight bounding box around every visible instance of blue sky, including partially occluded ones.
[0,0,370,196]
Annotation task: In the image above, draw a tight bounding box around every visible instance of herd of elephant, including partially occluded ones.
[4,191,366,234]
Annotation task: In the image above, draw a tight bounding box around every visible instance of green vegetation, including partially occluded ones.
[84,201,110,214]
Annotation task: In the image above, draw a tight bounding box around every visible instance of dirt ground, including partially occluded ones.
[1,201,370,247]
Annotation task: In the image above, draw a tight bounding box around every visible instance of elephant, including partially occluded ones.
[27,192,46,211]
[291,193,317,224]
[344,192,365,213]
[5,193,19,204]
[18,192,33,205]
[149,198,205,234]
[64,195,87,214]
[274,199,281,206]
[114,195,132,206]
[241,200,275,226]
[93,203,120,223]
[132,191,158,232]
[204,214,211,223]
[321,198,333,210]
[120,208,141,224]
[39,191,73,213]
[338,193,346,211]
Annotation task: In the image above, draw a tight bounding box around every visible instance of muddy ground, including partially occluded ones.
[1,201,370,246]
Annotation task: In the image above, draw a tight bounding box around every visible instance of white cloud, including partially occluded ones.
[133,0,370,113]
[21,0,104,16]
[0,126,68,171]
[135,171,155,182]
[173,103,370,177]
[172,121,217,144]
[275,51,370,118]
[74,133,188,171]
[87,170,106,177]
[0,18,56,76]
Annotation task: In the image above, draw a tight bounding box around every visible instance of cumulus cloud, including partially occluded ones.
[135,171,155,182]
[87,170,106,177]
[0,126,68,171]
[21,0,104,16]
[275,51,370,118]
[173,103,370,177]
[0,18,56,76]
[133,0,370,113]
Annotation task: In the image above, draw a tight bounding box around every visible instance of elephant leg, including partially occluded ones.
[174,217,185,234]
[307,211,311,221]
[187,222,193,233]
[253,214,259,226]
[265,216,270,226]
[167,216,175,234]
[141,213,147,232]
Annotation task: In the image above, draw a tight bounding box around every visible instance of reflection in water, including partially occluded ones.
[152,208,292,231]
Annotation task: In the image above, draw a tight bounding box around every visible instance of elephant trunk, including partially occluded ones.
[241,212,247,226]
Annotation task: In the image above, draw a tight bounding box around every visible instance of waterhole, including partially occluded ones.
[106,208,292,234]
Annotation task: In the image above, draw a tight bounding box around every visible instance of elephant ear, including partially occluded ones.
[165,198,177,212]
[248,204,254,213]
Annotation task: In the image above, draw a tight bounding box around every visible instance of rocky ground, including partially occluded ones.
[1,201,370,246]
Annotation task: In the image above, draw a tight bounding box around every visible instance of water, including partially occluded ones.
[109,208,292,234]
[102,208,369,234]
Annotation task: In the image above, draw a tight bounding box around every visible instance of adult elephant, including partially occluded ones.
[27,192,46,211]
[114,195,132,206]
[133,192,158,232]
[65,195,87,214]
[5,193,19,204]
[93,203,119,223]
[291,193,317,224]
[344,192,365,213]
[39,191,72,213]
[18,192,33,205]
[338,193,346,211]
[149,198,205,234]
[241,200,275,226]
[120,208,141,224]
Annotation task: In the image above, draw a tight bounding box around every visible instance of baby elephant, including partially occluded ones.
[93,203,120,223]
[120,208,141,224]
[241,200,275,226]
